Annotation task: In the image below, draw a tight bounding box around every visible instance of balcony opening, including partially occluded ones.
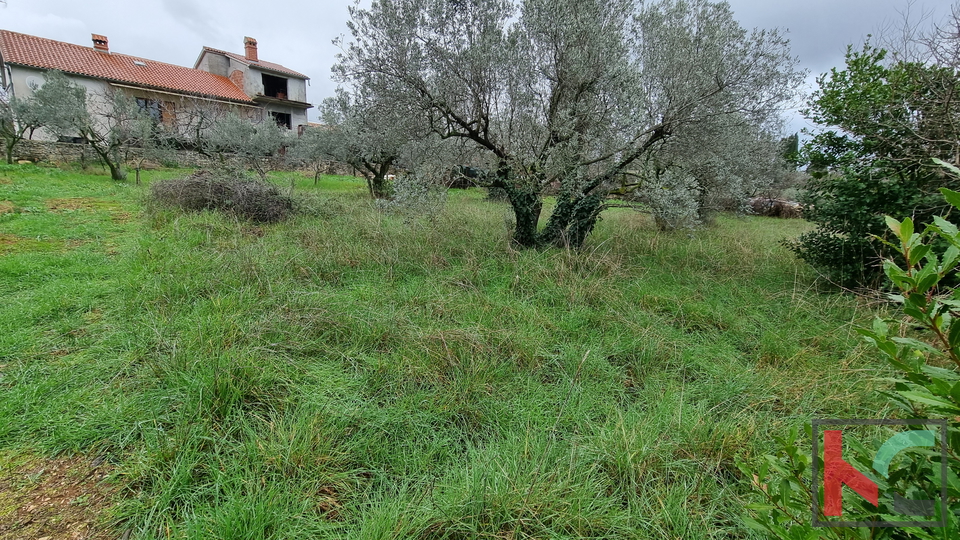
[262,73,288,100]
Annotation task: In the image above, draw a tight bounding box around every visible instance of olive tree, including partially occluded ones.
[204,112,288,181]
[32,71,146,180]
[293,88,421,198]
[288,125,333,185]
[128,114,179,185]
[626,113,793,229]
[0,85,44,164]
[335,0,803,247]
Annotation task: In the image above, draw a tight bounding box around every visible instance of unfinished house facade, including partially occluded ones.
[0,29,312,139]
[194,37,311,131]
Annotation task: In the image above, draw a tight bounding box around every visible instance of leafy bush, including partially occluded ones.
[150,171,294,223]
[789,43,960,287]
[641,169,702,231]
[739,170,960,537]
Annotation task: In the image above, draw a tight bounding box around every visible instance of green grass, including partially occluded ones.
[0,163,891,538]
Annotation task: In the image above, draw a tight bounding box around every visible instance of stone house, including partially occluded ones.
[0,29,312,137]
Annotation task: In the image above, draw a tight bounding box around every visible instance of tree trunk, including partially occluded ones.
[364,176,375,198]
[370,174,389,198]
[509,188,543,248]
[107,160,126,181]
[5,140,14,165]
[368,157,395,199]
[540,191,605,248]
[492,164,544,248]
[87,139,126,180]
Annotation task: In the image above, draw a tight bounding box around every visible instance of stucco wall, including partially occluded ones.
[8,65,111,100]
[6,66,117,142]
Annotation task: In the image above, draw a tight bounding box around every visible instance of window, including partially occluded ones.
[271,112,292,130]
[136,98,162,123]
[261,73,288,99]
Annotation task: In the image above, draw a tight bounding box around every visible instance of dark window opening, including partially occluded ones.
[271,112,292,130]
[136,98,162,123]
[262,74,288,99]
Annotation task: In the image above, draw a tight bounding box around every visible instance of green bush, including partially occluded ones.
[789,45,960,287]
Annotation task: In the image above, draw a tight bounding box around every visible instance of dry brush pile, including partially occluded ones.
[149,170,294,223]
[747,197,802,219]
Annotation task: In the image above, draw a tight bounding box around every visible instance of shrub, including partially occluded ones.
[150,171,294,223]
[641,169,702,231]
[789,42,960,287]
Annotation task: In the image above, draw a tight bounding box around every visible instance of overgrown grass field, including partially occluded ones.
[0,164,890,538]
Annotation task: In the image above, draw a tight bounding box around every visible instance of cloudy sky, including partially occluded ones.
[1,0,953,133]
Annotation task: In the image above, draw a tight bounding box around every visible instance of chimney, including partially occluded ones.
[91,34,109,52]
[243,36,258,62]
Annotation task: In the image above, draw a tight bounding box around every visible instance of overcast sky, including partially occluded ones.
[1,0,953,133]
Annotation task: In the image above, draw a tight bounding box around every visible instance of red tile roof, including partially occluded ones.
[197,47,308,79]
[0,30,255,104]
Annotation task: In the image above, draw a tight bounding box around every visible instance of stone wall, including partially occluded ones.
[11,139,358,177]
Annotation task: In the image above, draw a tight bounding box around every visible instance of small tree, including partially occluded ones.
[312,89,419,199]
[163,99,231,154]
[336,0,803,247]
[128,114,179,185]
[33,71,146,180]
[632,114,793,228]
[288,126,332,185]
[204,112,288,181]
[0,85,44,164]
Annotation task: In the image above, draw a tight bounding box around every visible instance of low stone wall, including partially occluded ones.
[11,139,357,177]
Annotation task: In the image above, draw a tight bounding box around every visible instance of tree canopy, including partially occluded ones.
[792,31,960,286]
[0,85,43,164]
[333,0,804,247]
[30,71,147,180]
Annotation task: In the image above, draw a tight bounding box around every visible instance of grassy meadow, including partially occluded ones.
[0,163,892,538]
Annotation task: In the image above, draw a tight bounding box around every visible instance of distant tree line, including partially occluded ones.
[0,70,294,182]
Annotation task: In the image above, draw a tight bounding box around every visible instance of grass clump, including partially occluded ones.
[149,170,293,223]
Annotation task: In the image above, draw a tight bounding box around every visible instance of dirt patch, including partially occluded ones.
[0,202,14,215]
[0,453,117,540]
[0,234,62,255]
[110,212,134,224]
[46,198,135,224]
[0,178,11,185]
[46,198,122,213]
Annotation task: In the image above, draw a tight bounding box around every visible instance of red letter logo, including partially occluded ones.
[823,430,879,516]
